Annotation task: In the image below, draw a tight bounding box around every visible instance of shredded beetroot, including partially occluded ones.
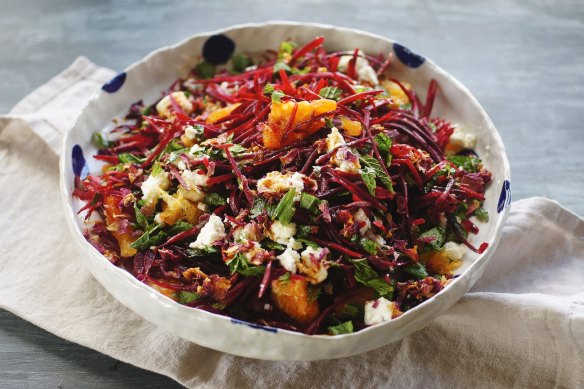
[74,36,493,336]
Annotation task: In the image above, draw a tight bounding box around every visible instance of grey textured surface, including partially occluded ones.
[0,0,583,387]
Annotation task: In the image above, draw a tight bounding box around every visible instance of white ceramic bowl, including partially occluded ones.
[59,21,511,361]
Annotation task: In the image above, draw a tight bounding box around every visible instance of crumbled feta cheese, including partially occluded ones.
[184,125,203,141]
[443,241,467,261]
[337,50,379,85]
[197,202,209,212]
[177,160,187,171]
[326,128,361,173]
[154,213,163,225]
[257,171,315,200]
[141,172,170,204]
[277,247,300,273]
[364,297,394,325]
[268,220,297,245]
[189,144,205,156]
[181,169,207,188]
[326,127,346,152]
[233,223,261,243]
[190,214,226,249]
[354,208,372,235]
[155,91,193,119]
[298,246,329,284]
[449,126,477,149]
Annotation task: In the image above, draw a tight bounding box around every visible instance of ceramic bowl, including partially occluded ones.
[59,21,511,360]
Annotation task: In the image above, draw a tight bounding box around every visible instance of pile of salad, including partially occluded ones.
[74,37,491,335]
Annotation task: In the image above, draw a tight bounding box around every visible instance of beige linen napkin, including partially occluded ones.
[0,58,583,389]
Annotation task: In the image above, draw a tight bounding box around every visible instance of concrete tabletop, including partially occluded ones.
[1,0,582,387]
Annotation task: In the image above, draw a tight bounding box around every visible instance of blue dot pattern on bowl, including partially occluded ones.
[393,43,425,68]
[203,34,235,65]
[72,144,89,179]
[497,180,511,213]
[231,318,278,333]
[102,72,127,93]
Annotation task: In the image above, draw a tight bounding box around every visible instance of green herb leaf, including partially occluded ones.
[447,155,481,173]
[374,133,393,165]
[296,225,314,238]
[151,163,163,177]
[92,132,112,148]
[273,61,291,75]
[419,227,445,250]
[350,258,393,298]
[250,197,275,218]
[279,41,296,57]
[359,155,394,194]
[273,188,296,225]
[360,237,378,255]
[299,192,321,214]
[134,203,148,230]
[404,262,429,280]
[118,153,143,164]
[186,246,218,257]
[338,304,363,319]
[328,321,354,335]
[319,86,342,101]
[271,90,285,103]
[131,225,167,250]
[178,291,200,304]
[262,239,286,251]
[263,83,275,95]
[307,285,321,303]
[167,221,193,236]
[296,238,319,249]
[227,253,266,276]
[360,166,377,196]
[473,207,489,222]
[195,61,215,79]
[278,272,291,282]
[231,53,253,73]
[205,193,227,206]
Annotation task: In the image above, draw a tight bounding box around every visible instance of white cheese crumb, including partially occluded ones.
[155,91,193,119]
[268,220,297,246]
[449,126,477,149]
[181,169,207,188]
[277,247,300,273]
[299,246,329,284]
[443,241,467,261]
[184,125,203,141]
[364,297,394,325]
[326,128,361,173]
[326,127,346,152]
[141,172,170,204]
[354,208,372,235]
[337,50,379,85]
[189,214,226,249]
[257,171,314,201]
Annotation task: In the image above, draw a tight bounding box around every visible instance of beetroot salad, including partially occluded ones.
[73,37,491,335]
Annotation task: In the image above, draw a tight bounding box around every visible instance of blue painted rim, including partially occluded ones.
[393,43,425,68]
[497,180,511,213]
[203,34,236,65]
[231,318,278,333]
[72,144,89,179]
[102,72,127,93]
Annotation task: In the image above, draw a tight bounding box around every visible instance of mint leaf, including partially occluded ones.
[299,192,321,214]
[151,163,163,177]
[296,238,319,249]
[374,133,393,165]
[360,237,378,255]
[131,225,166,250]
[319,86,342,101]
[178,291,200,304]
[350,258,393,298]
[360,155,394,194]
[279,41,296,57]
[118,153,143,164]
[227,253,265,276]
[419,227,445,250]
[328,321,354,335]
[205,193,227,206]
[447,155,481,173]
[263,83,275,95]
[167,221,193,236]
[360,166,377,196]
[271,89,285,103]
[404,262,429,280]
[250,197,275,218]
[273,61,291,74]
[231,53,253,73]
[473,207,489,222]
[134,203,148,230]
[273,188,296,225]
[92,132,112,148]
[195,61,215,79]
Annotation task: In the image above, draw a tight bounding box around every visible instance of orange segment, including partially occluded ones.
[206,103,241,124]
[262,99,337,149]
[340,116,363,137]
[103,195,137,258]
[421,250,462,274]
[271,277,319,324]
